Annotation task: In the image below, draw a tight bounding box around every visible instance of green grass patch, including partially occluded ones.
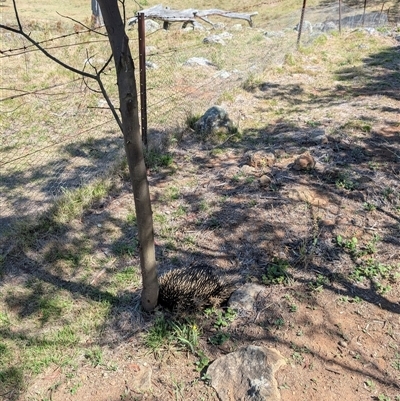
[113,266,140,287]
[145,149,174,170]
[112,239,138,257]
[262,258,292,285]
[342,120,372,133]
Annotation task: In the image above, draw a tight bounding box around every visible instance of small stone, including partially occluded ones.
[145,19,160,33]
[274,149,287,158]
[214,70,231,79]
[228,283,266,312]
[339,340,348,348]
[145,61,158,70]
[231,24,243,31]
[309,128,327,144]
[259,175,272,187]
[247,150,275,168]
[203,35,226,45]
[293,152,316,170]
[145,46,157,54]
[184,57,215,67]
[240,165,256,175]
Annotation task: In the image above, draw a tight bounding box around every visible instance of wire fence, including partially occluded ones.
[0,0,398,236]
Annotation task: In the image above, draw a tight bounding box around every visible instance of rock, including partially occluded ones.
[231,24,243,31]
[192,21,206,30]
[309,128,328,144]
[207,345,285,401]
[264,31,285,38]
[228,283,266,312]
[128,362,152,391]
[214,70,231,79]
[295,20,313,33]
[259,175,272,187]
[203,32,232,45]
[146,129,168,152]
[145,46,157,54]
[182,21,206,30]
[322,21,337,32]
[97,99,108,108]
[145,19,160,33]
[314,161,326,173]
[273,149,287,159]
[247,150,275,168]
[195,106,234,139]
[203,34,226,45]
[225,166,241,179]
[292,152,316,170]
[145,61,158,70]
[364,27,377,35]
[241,165,256,176]
[184,57,215,67]
[214,23,226,30]
[219,32,234,39]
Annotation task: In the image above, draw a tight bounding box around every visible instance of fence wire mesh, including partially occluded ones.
[0,0,398,235]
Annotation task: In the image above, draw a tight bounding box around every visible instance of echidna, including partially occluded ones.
[158,264,232,311]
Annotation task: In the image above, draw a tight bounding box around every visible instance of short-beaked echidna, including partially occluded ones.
[158,264,231,310]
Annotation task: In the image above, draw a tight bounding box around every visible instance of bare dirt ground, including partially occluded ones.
[1,30,400,401]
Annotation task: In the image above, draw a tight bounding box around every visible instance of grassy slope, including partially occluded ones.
[1,0,399,400]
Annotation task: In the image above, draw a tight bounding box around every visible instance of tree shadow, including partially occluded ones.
[2,112,399,398]
[1,34,400,401]
[336,44,400,101]
[0,133,124,236]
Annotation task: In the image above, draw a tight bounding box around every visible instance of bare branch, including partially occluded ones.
[1,0,123,133]
[119,0,127,28]
[97,78,123,132]
[98,54,114,75]
[56,11,108,36]
[12,0,23,30]
[0,25,98,81]
[133,0,144,11]
[1,29,107,56]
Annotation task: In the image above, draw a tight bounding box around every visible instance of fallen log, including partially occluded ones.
[128,4,258,28]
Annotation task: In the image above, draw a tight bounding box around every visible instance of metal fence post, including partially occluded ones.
[138,13,148,148]
[297,0,307,48]
[362,0,368,26]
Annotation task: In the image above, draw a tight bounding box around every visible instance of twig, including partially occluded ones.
[324,364,342,374]
[56,11,107,36]
[1,0,123,132]
[210,134,237,149]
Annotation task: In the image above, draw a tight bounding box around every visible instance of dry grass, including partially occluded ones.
[1,1,400,400]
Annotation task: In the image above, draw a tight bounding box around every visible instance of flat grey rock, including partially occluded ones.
[207,345,285,401]
[228,283,266,312]
[184,57,215,67]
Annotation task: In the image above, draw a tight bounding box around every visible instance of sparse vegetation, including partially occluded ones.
[1,0,399,400]
[262,258,291,285]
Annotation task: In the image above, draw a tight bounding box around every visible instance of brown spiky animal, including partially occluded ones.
[158,264,232,311]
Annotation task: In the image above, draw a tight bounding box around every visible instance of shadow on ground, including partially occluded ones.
[1,42,399,401]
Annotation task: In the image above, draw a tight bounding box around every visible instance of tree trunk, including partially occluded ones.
[97,0,159,311]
